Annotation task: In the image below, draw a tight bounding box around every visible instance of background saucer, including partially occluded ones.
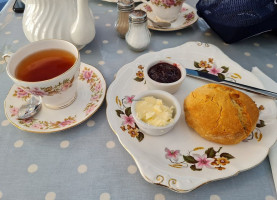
[135,2,198,31]
[4,63,106,133]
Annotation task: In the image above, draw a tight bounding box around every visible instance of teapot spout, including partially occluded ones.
[70,0,96,48]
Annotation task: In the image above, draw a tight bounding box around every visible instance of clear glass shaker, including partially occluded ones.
[115,0,134,38]
[126,10,151,52]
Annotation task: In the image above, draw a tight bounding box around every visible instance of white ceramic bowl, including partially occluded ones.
[144,59,186,94]
[131,90,181,136]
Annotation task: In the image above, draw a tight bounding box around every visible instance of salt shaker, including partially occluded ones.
[115,0,134,38]
[126,10,151,52]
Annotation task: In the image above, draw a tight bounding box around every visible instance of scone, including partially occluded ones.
[184,83,259,145]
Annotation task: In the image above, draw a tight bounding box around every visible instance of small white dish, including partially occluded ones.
[131,90,181,136]
[4,63,106,133]
[135,2,198,31]
[144,59,186,94]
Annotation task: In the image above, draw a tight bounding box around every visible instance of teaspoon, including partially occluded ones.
[147,17,171,29]
[18,95,42,120]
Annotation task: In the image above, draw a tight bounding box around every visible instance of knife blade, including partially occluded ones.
[186,68,277,100]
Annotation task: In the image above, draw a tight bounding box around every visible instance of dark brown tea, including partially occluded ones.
[15,49,76,82]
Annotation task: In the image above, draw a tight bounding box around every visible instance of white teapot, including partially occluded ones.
[22,0,96,49]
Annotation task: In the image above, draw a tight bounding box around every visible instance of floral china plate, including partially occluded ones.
[106,41,277,192]
[4,63,106,133]
[135,2,198,31]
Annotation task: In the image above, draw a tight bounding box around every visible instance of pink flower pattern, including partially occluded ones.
[60,119,75,127]
[207,65,224,75]
[121,114,135,128]
[184,11,195,21]
[144,5,152,12]
[83,70,93,81]
[124,95,135,105]
[166,146,234,171]
[165,147,181,161]
[11,115,77,130]
[90,95,100,102]
[16,87,29,98]
[20,118,33,124]
[79,67,103,116]
[163,0,176,6]
[28,87,47,97]
[151,0,183,7]
[10,107,19,117]
[94,83,102,92]
[62,82,72,91]
[181,7,188,12]
[19,76,74,97]
[85,104,96,115]
[32,123,44,129]
[151,0,160,4]
[194,58,241,82]
[193,154,214,169]
[115,95,144,142]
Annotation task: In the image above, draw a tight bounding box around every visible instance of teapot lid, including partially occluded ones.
[117,0,134,11]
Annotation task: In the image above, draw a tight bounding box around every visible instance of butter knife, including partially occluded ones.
[186,68,277,100]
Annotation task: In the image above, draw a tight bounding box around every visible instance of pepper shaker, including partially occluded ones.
[115,0,134,38]
[126,10,151,52]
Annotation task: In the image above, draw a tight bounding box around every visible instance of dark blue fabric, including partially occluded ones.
[0,0,8,12]
[196,0,277,43]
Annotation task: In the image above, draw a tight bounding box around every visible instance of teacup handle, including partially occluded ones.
[2,54,12,63]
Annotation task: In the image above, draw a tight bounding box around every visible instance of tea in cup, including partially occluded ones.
[142,0,185,22]
[5,39,80,109]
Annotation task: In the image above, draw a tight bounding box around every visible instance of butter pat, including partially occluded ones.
[135,96,174,127]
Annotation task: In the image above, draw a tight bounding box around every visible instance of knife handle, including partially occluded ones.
[222,80,277,100]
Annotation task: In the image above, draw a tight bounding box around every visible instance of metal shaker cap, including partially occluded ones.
[129,10,147,24]
[117,0,134,11]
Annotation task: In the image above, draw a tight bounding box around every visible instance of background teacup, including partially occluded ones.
[141,0,185,22]
[6,39,80,109]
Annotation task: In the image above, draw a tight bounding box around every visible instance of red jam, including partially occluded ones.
[148,62,181,83]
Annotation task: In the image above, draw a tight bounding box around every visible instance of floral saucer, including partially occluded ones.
[135,2,198,31]
[106,42,277,192]
[4,63,106,133]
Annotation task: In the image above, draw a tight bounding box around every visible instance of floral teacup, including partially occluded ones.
[142,0,185,22]
[5,39,80,109]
